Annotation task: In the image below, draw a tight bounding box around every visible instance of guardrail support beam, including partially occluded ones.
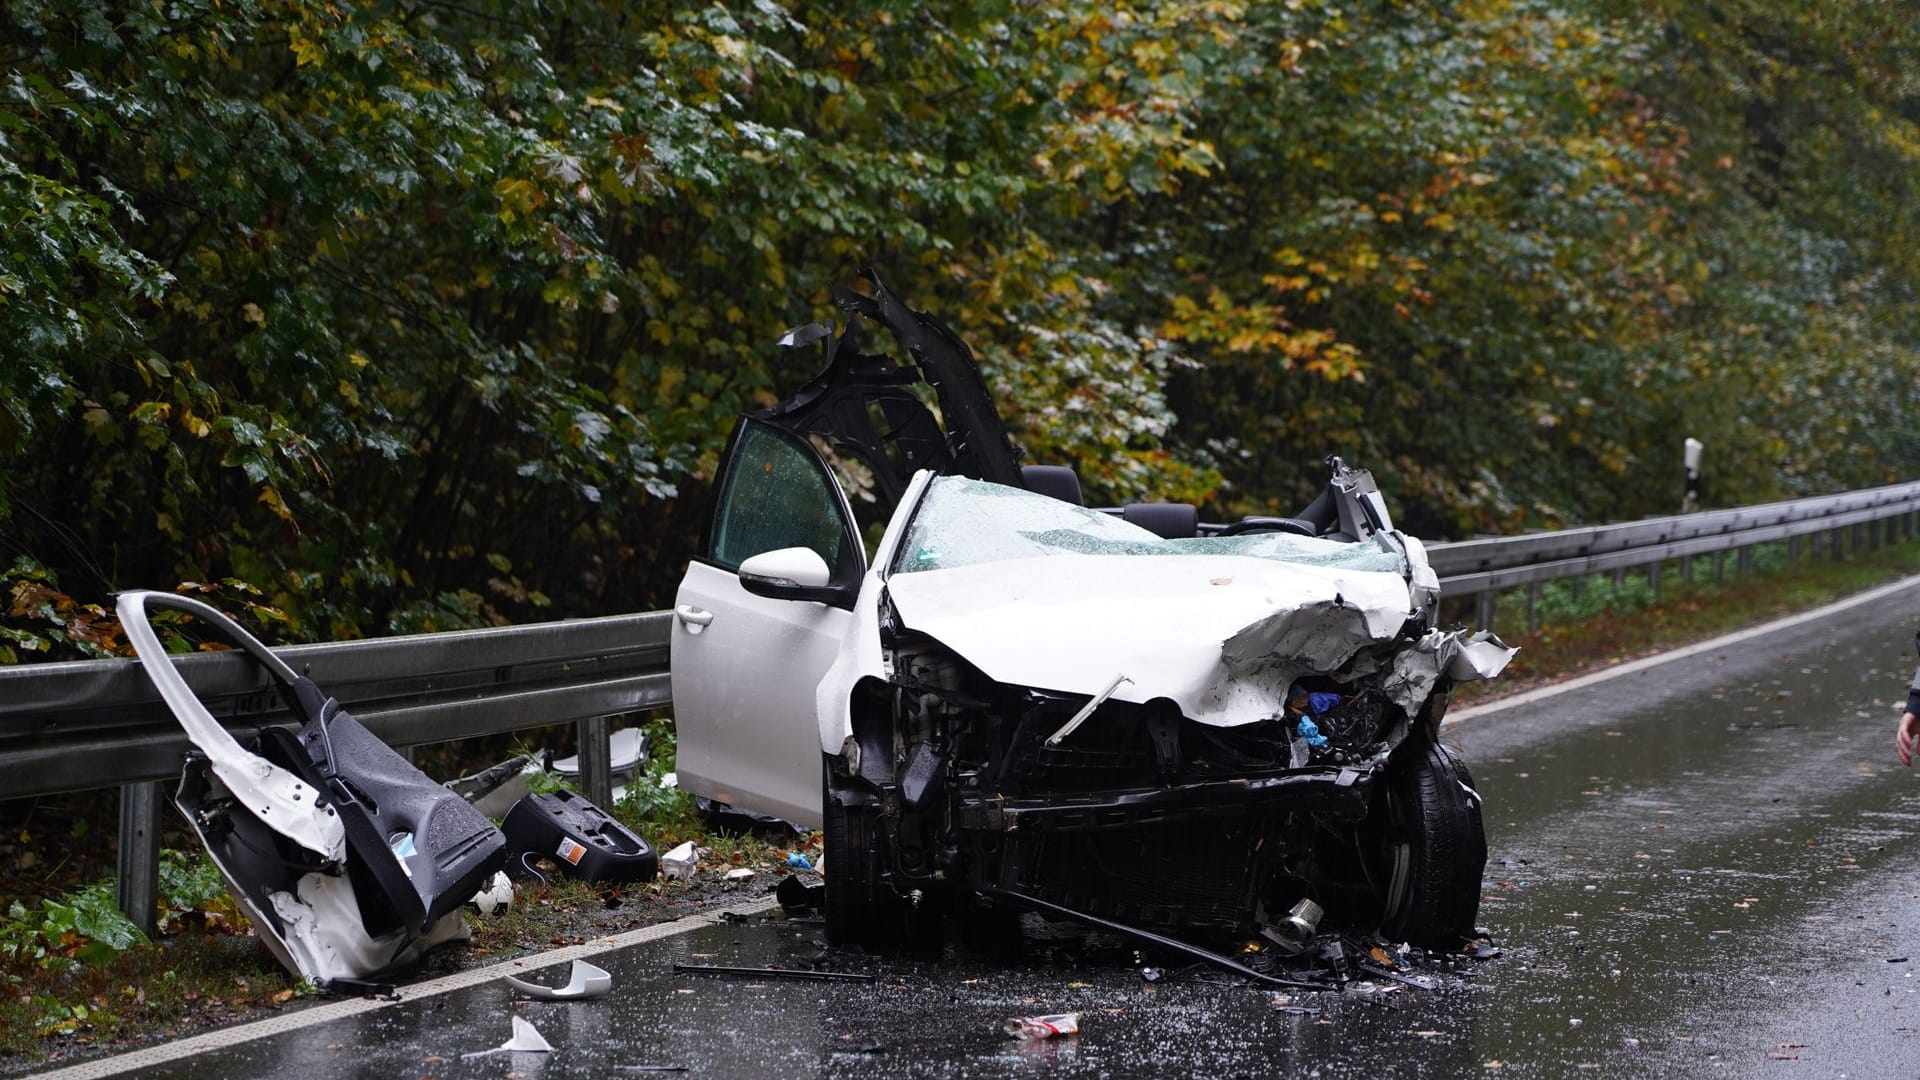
[1475,591,1495,633]
[1648,560,1661,598]
[576,715,614,809]
[116,781,163,938]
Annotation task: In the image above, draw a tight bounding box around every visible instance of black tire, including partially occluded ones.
[821,758,945,953]
[1378,739,1487,947]
[822,763,887,947]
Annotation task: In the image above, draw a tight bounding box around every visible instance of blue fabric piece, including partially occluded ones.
[786,851,814,871]
[1297,717,1328,747]
[1307,692,1344,716]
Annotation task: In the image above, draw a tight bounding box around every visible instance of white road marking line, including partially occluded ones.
[26,894,781,1080]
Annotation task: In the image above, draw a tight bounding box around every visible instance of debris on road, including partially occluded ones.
[467,871,515,917]
[462,1015,554,1057]
[502,789,658,884]
[786,851,815,870]
[724,867,756,882]
[672,963,876,983]
[503,959,614,1000]
[1003,1013,1080,1039]
[776,875,825,913]
[662,841,700,880]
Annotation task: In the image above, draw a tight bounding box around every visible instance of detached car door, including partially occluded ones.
[670,419,865,828]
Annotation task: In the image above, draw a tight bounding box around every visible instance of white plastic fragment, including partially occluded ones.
[662,841,699,880]
[468,871,515,917]
[724,867,755,882]
[463,1015,554,1058]
[503,959,613,1001]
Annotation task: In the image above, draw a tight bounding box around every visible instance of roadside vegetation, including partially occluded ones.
[5,0,1919,649]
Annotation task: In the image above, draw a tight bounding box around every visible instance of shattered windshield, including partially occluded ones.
[894,477,1406,575]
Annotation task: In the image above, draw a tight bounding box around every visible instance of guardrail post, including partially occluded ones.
[1736,546,1752,576]
[1648,560,1661,599]
[1713,551,1725,583]
[116,781,163,938]
[1680,555,1693,581]
[576,715,614,809]
[1833,527,1846,561]
[1526,584,1541,633]
[1787,535,1798,563]
[1475,591,1495,633]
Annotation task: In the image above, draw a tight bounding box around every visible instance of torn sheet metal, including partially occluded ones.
[117,595,345,864]
[504,960,614,1000]
[121,590,507,988]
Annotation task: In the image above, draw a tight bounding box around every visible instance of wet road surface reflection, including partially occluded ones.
[135,585,1920,1078]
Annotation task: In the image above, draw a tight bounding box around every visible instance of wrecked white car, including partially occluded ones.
[670,272,1512,952]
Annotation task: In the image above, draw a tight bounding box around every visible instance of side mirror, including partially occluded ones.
[738,547,852,605]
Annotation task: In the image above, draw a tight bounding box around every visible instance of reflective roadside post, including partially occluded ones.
[1682,437,1703,514]
[1680,438,1703,581]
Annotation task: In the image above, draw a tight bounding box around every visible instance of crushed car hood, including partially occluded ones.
[885,553,1428,726]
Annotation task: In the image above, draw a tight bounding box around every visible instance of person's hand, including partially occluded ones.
[1899,711,1920,767]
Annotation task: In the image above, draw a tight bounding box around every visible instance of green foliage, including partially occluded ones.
[612,718,697,832]
[1,0,1916,649]
[2,882,147,971]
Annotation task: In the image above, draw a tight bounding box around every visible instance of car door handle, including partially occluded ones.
[675,605,714,628]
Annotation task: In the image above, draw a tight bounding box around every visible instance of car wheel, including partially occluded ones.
[822,763,885,947]
[822,759,947,953]
[1377,738,1487,947]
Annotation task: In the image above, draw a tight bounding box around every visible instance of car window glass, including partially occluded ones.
[895,476,1406,575]
[710,422,850,573]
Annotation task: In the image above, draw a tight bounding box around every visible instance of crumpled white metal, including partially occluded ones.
[117,592,345,864]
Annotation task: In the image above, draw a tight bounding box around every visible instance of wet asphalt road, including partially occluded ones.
[80,583,1920,1078]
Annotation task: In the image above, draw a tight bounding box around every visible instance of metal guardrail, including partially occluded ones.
[0,613,670,932]
[1428,481,1920,630]
[1,481,1916,930]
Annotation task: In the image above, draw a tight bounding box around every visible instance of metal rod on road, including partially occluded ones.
[672,963,877,983]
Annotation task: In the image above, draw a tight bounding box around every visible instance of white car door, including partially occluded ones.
[670,419,865,828]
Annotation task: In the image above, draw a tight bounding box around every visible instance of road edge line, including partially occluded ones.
[26,894,782,1080]
[1440,571,1920,732]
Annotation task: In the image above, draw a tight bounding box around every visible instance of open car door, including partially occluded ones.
[669,419,867,827]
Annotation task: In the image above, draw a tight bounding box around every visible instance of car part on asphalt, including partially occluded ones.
[119,590,507,988]
[463,1015,554,1058]
[503,959,615,1000]
[671,963,877,983]
[982,887,1332,992]
[669,271,1516,965]
[501,789,657,884]
[776,874,826,913]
